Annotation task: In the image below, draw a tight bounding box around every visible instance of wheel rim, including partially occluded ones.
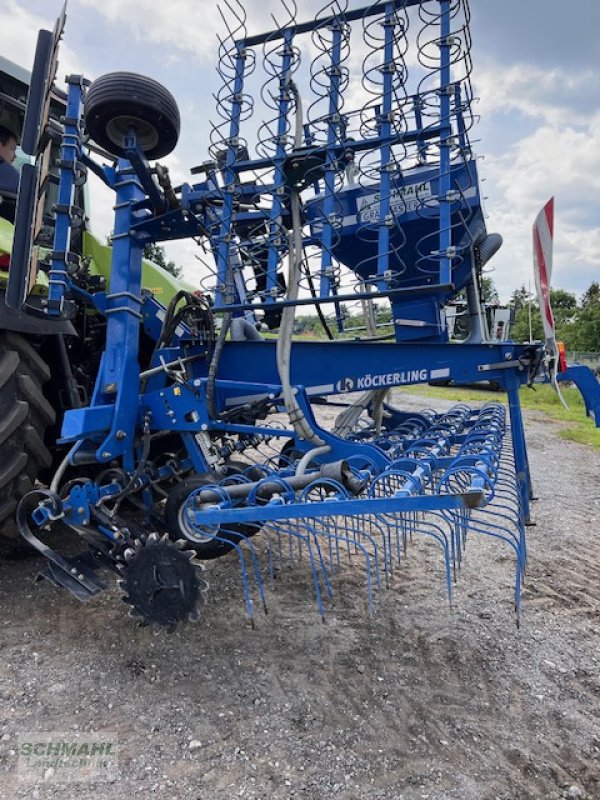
[177,498,222,545]
[106,115,159,153]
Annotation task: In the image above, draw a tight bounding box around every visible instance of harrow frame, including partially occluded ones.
[6,0,599,629]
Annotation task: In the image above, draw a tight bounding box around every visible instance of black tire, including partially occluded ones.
[0,332,55,557]
[84,71,180,160]
[165,471,259,561]
[279,439,303,468]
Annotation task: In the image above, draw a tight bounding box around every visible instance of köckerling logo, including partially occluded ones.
[336,377,356,392]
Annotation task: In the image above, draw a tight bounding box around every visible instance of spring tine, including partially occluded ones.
[225,525,269,615]
[215,534,255,625]
[308,527,334,600]
[275,520,328,622]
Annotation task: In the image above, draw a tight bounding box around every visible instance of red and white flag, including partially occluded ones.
[532,197,555,344]
[532,197,568,404]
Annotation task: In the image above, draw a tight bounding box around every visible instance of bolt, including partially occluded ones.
[116,430,127,440]
[78,574,85,581]
[101,452,111,459]
[77,507,85,515]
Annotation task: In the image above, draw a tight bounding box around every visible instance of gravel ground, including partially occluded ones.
[0,390,598,800]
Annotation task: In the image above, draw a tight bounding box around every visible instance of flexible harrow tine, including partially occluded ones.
[306,525,335,600]
[337,515,385,595]
[454,513,526,623]
[361,514,393,587]
[269,520,330,622]
[183,485,270,621]
[311,516,344,589]
[473,506,526,575]
[383,511,454,605]
[419,515,454,606]
[206,532,260,625]
[315,525,380,614]
[270,513,384,615]
[277,516,336,601]
[226,525,270,615]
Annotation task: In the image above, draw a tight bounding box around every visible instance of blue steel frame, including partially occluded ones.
[36,0,600,552]
[14,0,600,631]
[46,75,86,316]
[209,0,461,321]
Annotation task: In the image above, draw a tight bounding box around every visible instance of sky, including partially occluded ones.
[1,0,599,303]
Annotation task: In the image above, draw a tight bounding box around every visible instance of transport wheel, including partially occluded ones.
[0,332,54,558]
[165,469,260,561]
[84,72,180,160]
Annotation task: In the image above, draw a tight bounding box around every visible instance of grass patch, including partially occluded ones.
[399,383,600,450]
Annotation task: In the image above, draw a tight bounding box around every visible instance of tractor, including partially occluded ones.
[0,9,195,556]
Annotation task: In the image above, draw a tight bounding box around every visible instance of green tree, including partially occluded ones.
[511,301,542,342]
[510,284,531,312]
[549,288,577,318]
[568,281,600,351]
[581,281,600,308]
[481,276,499,305]
[509,285,594,348]
[510,289,566,342]
[143,243,182,278]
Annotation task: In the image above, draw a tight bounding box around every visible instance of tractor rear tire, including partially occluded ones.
[84,72,180,160]
[0,332,55,558]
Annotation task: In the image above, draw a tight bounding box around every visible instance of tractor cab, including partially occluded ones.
[0,55,30,224]
[0,52,67,230]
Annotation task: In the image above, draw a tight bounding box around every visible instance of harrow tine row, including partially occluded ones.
[180,403,528,625]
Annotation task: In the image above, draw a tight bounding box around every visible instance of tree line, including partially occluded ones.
[510,281,600,351]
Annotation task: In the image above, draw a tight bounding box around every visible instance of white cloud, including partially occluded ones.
[475,61,599,127]
[75,0,218,58]
[0,0,87,79]
[74,0,308,61]
[481,117,600,300]
[487,119,600,202]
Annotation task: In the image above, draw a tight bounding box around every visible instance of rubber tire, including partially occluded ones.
[165,472,259,561]
[84,71,180,160]
[0,332,55,558]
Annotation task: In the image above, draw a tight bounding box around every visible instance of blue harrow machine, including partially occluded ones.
[7,0,600,630]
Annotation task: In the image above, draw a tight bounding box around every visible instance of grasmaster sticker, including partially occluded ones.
[358,180,433,223]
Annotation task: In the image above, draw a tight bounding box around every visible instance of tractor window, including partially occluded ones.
[0,147,31,224]
[0,136,86,253]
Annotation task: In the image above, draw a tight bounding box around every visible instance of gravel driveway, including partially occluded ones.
[0,391,598,800]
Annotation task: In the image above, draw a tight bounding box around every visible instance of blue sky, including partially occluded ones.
[2,0,599,303]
